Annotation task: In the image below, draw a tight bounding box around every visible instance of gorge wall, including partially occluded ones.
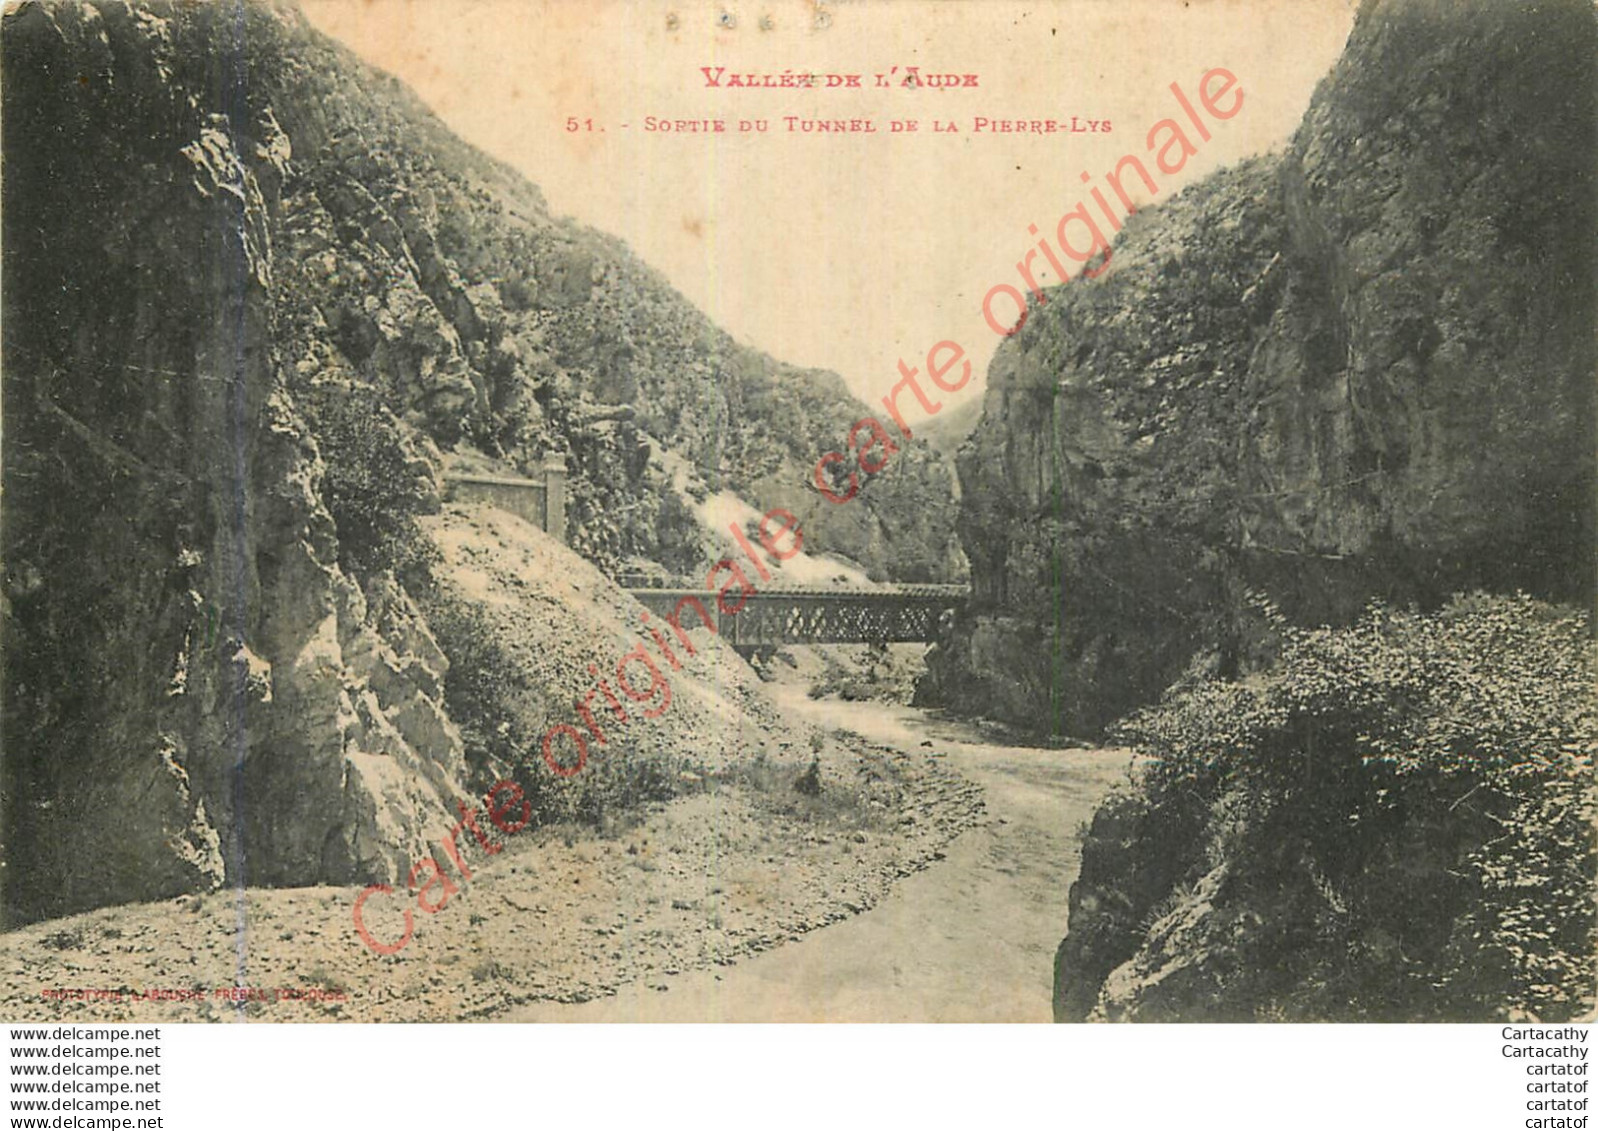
[0,0,960,924]
[923,0,1597,737]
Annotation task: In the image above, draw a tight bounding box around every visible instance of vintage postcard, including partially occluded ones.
[1,0,1592,1037]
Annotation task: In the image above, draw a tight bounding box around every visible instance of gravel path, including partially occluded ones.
[510,691,1132,1022]
[0,684,1123,1024]
[0,717,983,1022]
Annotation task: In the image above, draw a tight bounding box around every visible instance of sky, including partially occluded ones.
[300,0,1357,413]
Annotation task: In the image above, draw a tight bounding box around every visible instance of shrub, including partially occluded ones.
[564,745,679,828]
[301,382,439,582]
[422,595,558,814]
[1102,592,1596,1020]
[424,592,682,834]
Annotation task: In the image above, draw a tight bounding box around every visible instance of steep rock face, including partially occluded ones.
[0,0,957,923]
[925,0,1596,736]
[2,1,468,922]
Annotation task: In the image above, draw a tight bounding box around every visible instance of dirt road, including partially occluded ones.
[512,692,1131,1022]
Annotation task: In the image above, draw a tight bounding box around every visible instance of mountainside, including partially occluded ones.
[1058,595,1595,1022]
[0,0,959,924]
[923,0,1596,737]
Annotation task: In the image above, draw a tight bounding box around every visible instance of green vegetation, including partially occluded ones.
[300,382,440,583]
[419,595,559,817]
[422,594,681,835]
[1061,593,1596,1021]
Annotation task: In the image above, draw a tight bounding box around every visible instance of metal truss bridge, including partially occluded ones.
[626,583,969,656]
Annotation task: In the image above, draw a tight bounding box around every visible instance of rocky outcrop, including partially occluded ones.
[925,0,1596,736]
[0,0,958,924]
[2,1,469,922]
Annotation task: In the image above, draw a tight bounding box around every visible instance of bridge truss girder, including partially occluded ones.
[627,585,968,655]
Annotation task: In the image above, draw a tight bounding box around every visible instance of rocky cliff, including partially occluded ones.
[0,0,959,924]
[924,0,1596,736]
